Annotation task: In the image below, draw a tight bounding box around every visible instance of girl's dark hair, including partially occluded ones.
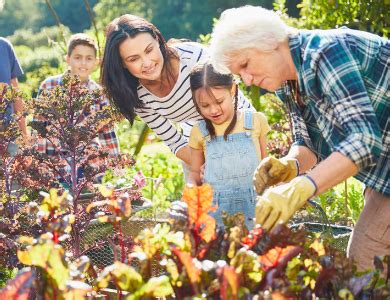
[190,61,238,140]
[101,14,177,124]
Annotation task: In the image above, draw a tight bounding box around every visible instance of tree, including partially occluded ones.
[295,0,388,37]
[40,0,99,33]
[92,0,300,41]
[93,0,148,31]
[145,0,274,40]
[0,0,98,37]
[0,0,42,36]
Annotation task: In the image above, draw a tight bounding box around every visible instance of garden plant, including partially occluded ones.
[0,76,143,288]
[1,184,388,299]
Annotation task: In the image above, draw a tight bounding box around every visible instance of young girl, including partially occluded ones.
[188,62,270,228]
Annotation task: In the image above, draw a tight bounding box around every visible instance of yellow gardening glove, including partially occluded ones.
[255,175,317,231]
[253,157,299,195]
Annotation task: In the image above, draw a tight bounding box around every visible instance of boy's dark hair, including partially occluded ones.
[67,33,98,56]
[101,14,178,125]
[190,61,238,140]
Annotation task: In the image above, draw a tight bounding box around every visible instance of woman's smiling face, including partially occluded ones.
[119,32,164,81]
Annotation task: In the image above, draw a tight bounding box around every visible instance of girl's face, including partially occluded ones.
[196,87,234,125]
[119,33,164,81]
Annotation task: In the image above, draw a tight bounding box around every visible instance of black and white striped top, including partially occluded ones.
[135,42,253,154]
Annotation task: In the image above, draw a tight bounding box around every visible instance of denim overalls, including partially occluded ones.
[199,111,259,228]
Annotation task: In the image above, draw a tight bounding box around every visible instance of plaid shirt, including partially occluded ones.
[276,28,389,196]
[36,74,119,160]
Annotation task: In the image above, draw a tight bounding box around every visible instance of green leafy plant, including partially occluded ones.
[0,84,23,198]
[104,151,184,219]
[0,189,93,299]
[297,0,388,37]
[1,185,388,298]
[308,179,364,226]
[0,84,41,273]
[0,267,15,288]
[93,184,389,299]
[86,184,142,264]
[25,74,135,258]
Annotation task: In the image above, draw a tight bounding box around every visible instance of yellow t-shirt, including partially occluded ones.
[188,111,271,160]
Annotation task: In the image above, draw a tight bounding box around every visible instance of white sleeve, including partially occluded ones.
[237,89,255,111]
[179,121,196,140]
[136,105,187,154]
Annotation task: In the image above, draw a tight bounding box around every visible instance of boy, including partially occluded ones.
[36,33,119,180]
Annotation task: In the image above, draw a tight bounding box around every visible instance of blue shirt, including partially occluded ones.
[0,37,23,84]
[0,37,23,118]
[276,28,389,196]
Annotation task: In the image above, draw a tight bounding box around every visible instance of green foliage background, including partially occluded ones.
[0,0,98,36]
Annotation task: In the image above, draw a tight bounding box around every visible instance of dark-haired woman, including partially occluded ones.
[101,14,253,167]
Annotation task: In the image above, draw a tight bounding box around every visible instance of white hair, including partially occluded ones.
[210,6,290,74]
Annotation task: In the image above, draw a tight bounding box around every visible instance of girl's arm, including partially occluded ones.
[187,147,205,186]
[259,134,268,159]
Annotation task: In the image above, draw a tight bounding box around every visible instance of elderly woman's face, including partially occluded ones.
[227,47,292,92]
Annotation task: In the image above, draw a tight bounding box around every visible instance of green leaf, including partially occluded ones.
[63,281,92,299]
[17,242,69,289]
[96,262,142,292]
[165,259,179,281]
[128,276,173,300]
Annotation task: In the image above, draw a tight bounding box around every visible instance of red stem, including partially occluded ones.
[193,190,202,252]
[53,284,57,300]
[119,222,125,263]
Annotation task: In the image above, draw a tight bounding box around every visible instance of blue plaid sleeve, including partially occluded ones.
[315,42,383,169]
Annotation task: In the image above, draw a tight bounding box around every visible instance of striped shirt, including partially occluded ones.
[276,28,389,195]
[136,42,254,154]
[36,74,120,158]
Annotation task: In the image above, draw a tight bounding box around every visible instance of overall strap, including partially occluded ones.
[198,120,209,138]
[243,110,254,130]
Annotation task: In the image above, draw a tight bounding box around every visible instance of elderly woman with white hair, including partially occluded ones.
[209,5,389,272]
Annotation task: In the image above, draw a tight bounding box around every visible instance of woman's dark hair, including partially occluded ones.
[101,14,177,124]
[190,61,238,140]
